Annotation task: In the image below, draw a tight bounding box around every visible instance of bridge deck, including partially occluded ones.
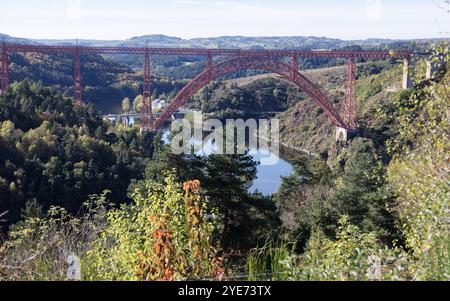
[2,44,410,59]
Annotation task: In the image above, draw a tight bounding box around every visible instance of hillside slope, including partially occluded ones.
[277,62,402,156]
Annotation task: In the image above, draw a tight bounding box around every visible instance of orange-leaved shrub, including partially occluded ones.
[83,173,223,280]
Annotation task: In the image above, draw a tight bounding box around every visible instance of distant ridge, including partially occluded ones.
[2,32,447,50]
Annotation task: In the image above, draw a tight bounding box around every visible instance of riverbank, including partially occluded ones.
[256,133,319,158]
[161,127,295,195]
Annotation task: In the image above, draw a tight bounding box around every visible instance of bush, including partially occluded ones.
[295,216,410,281]
[83,173,223,280]
[0,193,110,280]
[246,216,411,281]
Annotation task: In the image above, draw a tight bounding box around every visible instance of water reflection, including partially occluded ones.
[161,129,294,195]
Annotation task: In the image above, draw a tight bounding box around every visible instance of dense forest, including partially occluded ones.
[0,80,152,221]
[0,40,448,281]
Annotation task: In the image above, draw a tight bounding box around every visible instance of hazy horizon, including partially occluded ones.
[2,32,450,42]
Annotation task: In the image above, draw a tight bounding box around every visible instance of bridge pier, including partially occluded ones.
[122,116,131,126]
[140,52,153,132]
[291,54,298,81]
[403,55,443,89]
[1,47,9,94]
[343,56,357,128]
[402,58,413,89]
[73,48,83,103]
[425,59,442,80]
[206,52,213,82]
[336,127,358,141]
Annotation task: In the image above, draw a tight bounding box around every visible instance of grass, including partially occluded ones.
[246,239,296,281]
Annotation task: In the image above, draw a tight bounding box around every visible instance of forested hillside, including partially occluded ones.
[0,80,153,221]
[269,44,449,280]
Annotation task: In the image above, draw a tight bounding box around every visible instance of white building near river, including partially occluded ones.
[152,99,168,111]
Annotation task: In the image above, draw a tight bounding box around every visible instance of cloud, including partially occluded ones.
[66,0,82,20]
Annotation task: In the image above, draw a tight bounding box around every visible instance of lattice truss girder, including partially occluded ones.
[1,48,9,92]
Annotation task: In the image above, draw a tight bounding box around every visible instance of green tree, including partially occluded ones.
[324,143,400,244]
[121,97,131,113]
[202,154,279,249]
[133,95,143,112]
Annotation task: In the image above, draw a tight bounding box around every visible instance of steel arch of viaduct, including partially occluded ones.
[153,56,347,130]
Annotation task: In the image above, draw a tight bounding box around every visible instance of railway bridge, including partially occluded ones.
[0,43,425,140]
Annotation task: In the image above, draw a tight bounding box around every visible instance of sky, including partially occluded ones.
[0,0,449,40]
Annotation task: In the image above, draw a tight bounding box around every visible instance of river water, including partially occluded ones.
[161,130,294,195]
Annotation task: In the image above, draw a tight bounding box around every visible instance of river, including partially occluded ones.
[161,129,294,195]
